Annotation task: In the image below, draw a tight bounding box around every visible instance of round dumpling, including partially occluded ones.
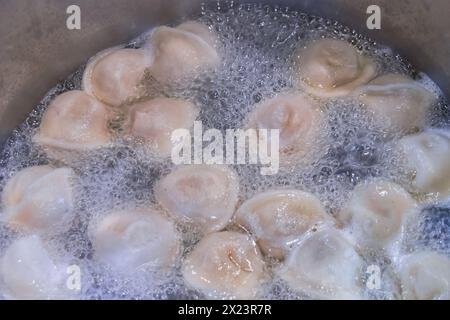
[295,38,377,97]
[338,180,417,251]
[146,21,219,83]
[124,97,198,157]
[1,165,75,234]
[399,251,450,300]
[176,21,217,48]
[0,235,68,299]
[154,165,239,233]
[355,74,436,134]
[182,231,266,299]
[90,209,180,271]
[235,189,334,258]
[396,129,450,200]
[33,90,112,155]
[276,228,364,299]
[83,47,151,107]
[246,93,325,164]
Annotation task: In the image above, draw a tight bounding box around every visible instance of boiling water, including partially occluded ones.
[0,2,449,299]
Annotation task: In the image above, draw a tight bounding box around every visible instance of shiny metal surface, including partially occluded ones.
[0,0,449,143]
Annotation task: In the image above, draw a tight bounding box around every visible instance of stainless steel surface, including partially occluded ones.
[0,0,449,143]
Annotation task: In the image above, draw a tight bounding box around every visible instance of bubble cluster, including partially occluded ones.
[0,2,448,299]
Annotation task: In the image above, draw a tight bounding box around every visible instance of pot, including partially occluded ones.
[0,0,449,145]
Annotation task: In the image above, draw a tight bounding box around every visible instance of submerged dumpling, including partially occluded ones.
[1,165,75,234]
[235,189,334,258]
[295,38,377,97]
[396,130,450,200]
[246,93,325,164]
[154,165,239,233]
[399,251,450,300]
[83,47,151,107]
[124,97,198,157]
[33,90,112,154]
[90,209,180,271]
[338,180,417,250]
[147,21,219,83]
[0,235,68,299]
[182,231,266,299]
[276,228,364,299]
[355,74,436,134]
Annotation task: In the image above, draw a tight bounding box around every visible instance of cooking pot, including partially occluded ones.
[0,0,449,145]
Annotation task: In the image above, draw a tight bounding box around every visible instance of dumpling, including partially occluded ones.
[294,38,377,97]
[182,231,266,299]
[396,129,450,200]
[33,90,112,154]
[90,209,180,271]
[235,189,335,258]
[154,165,239,233]
[176,21,218,49]
[355,74,436,134]
[276,228,364,299]
[338,180,417,250]
[1,165,75,234]
[146,21,219,83]
[83,47,151,107]
[399,251,450,300]
[0,235,68,299]
[246,93,325,164]
[124,97,198,157]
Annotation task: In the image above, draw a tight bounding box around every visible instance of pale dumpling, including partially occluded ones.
[147,21,219,83]
[396,129,450,200]
[399,251,450,300]
[338,180,417,250]
[246,93,325,164]
[1,165,75,234]
[176,21,218,49]
[33,90,112,154]
[0,235,68,299]
[355,74,436,134]
[182,231,266,299]
[235,189,335,258]
[295,38,377,97]
[83,47,151,107]
[276,228,364,299]
[124,97,198,157]
[90,209,180,271]
[154,165,239,233]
